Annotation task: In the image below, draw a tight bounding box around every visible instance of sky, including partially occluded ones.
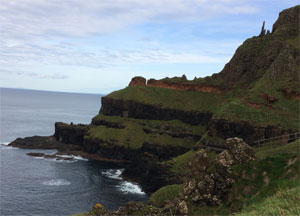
[0,0,298,94]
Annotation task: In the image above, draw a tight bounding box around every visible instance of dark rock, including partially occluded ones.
[9,136,81,150]
[141,142,190,161]
[259,21,266,36]
[100,96,212,125]
[122,154,181,193]
[91,118,125,128]
[54,122,88,146]
[208,119,296,145]
[27,152,45,157]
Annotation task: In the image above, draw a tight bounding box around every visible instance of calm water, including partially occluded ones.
[0,88,148,216]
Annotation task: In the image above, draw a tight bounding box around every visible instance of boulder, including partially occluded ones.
[225,137,255,163]
[182,138,254,206]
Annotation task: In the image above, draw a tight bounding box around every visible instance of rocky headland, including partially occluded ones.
[8,5,300,216]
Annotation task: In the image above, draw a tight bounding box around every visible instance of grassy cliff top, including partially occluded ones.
[104,6,299,130]
[106,84,299,129]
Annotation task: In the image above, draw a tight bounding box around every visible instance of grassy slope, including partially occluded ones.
[235,185,300,216]
[108,86,223,112]
[149,184,183,207]
[147,140,300,215]
[106,85,299,129]
[85,114,205,149]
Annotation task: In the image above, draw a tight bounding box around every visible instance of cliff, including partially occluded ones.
[100,5,299,144]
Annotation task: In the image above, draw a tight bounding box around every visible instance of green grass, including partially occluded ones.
[149,184,183,207]
[167,150,196,174]
[106,83,299,130]
[255,139,300,159]
[165,149,217,174]
[235,185,300,216]
[107,86,224,113]
[86,114,205,150]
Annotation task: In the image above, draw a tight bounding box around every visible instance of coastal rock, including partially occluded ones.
[9,136,81,150]
[122,154,181,193]
[54,122,89,146]
[27,152,45,157]
[129,76,146,86]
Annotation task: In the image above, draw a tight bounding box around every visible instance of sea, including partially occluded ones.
[0,88,148,216]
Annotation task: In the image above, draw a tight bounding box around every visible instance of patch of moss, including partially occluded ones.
[149,184,183,207]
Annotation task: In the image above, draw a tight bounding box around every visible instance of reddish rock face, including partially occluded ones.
[129,76,146,86]
[147,78,222,93]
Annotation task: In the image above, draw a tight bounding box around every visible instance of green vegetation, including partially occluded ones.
[107,84,299,129]
[149,184,183,207]
[107,86,224,113]
[167,150,196,174]
[158,140,299,215]
[86,114,205,150]
[235,185,300,216]
[165,149,217,174]
[255,139,300,159]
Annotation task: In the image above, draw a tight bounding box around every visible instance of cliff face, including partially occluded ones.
[100,97,212,125]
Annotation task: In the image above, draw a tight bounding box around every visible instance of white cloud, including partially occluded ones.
[0,0,257,39]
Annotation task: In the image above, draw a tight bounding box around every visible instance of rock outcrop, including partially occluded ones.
[9,135,81,150]
[54,122,89,146]
[183,138,254,207]
[128,76,146,86]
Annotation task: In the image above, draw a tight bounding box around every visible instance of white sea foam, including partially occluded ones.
[32,156,75,163]
[101,169,123,180]
[42,179,71,186]
[117,181,145,195]
[57,154,89,161]
[0,144,16,150]
[1,142,10,146]
[72,155,88,161]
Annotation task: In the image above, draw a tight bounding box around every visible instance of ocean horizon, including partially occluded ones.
[0,88,148,216]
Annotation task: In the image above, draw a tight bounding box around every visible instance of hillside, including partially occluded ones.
[99,5,299,147]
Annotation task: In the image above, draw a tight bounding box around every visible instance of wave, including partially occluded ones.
[0,145,16,150]
[42,179,71,186]
[58,154,89,161]
[32,156,76,163]
[117,182,145,195]
[101,169,124,180]
[1,142,11,146]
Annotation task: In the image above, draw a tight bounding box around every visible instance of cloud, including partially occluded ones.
[0,0,257,39]
[0,37,233,69]
[0,69,68,80]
